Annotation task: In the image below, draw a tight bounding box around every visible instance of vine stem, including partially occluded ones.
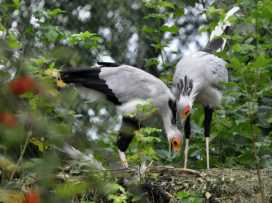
[250,122,265,203]
[156,7,169,88]
[248,71,264,203]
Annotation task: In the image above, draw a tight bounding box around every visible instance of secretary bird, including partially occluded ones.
[61,62,182,168]
[173,5,242,169]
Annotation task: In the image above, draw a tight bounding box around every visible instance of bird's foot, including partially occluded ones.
[118,149,129,169]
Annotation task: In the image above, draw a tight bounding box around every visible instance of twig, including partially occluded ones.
[1,150,6,181]
[151,191,155,203]
[172,168,203,177]
[94,168,132,172]
[9,131,32,182]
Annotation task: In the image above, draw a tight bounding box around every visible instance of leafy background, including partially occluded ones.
[0,0,272,202]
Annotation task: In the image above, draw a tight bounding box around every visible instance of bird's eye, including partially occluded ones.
[173,141,178,145]
[185,110,189,115]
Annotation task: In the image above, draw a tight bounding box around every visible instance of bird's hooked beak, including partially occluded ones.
[181,105,190,127]
[168,136,182,158]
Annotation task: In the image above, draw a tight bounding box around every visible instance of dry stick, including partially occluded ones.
[9,131,32,182]
[1,150,6,181]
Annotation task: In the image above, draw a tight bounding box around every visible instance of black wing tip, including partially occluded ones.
[97,62,121,67]
[203,38,225,53]
[237,4,243,10]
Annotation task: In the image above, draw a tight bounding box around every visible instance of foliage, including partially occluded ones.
[0,0,272,202]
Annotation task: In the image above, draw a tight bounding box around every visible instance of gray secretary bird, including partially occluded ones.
[173,5,242,169]
[61,62,182,168]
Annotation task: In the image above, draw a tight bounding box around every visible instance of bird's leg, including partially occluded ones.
[184,139,189,169]
[116,116,140,169]
[206,137,210,170]
[204,107,213,170]
[118,149,128,169]
[184,114,191,169]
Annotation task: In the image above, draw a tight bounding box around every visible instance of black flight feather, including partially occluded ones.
[61,66,121,105]
[168,99,177,125]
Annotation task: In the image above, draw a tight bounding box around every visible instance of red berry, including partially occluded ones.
[25,189,40,203]
[0,112,16,128]
[9,76,37,95]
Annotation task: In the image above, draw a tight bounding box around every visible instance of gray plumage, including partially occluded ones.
[61,63,183,167]
[173,51,228,108]
[172,5,241,170]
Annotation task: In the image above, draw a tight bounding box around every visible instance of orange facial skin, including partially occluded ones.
[181,105,190,119]
[171,135,181,152]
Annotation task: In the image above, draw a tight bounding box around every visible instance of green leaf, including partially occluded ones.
[148,172,158,180]
[142,58,159,67]
[141,26,157,33]
[82,42,97,48]
[236,151,256,164]
[12,0,21,9]
[22,161,36,169]
[218,81,236,87]
[50,122,73,138]
[252,55,271,68]
[45,26,58,41]
[29,140,44,152]
[173,7,184,19]
[49,8,66,18]
[25,28,35,35]
[19,91,34,99]
[225,58,241,68]
[176,192,189,198]
[7,32,20,48]
[231,44,240,52]
[71,31,94,38]
[130,193,141,202]
[69,38,82,44]
[213,51,228,60]
[199,18,219,34]
[144,12,170,20]
[159,25,179,33]
[29,58,49,65]
[91,36,101,41]
[233,22,255,36]
[48,62,55,69]
[0,24,5,32]
[157,2,174,9]
[56,182,89,197]
[140,147,155,155]
[0,70,11,78]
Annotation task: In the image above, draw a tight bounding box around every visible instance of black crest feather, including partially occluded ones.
[177,75,193,97]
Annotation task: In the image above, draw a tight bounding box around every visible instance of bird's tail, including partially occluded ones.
[203,4,242,53]
[55,143,104,169]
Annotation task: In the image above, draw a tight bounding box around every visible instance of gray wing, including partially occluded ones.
[173,51,228,93]
[100,65,174,103]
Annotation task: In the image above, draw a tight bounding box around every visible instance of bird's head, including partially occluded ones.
[168,132,182,158]
[176,75,195,126]
[177,98,193,127]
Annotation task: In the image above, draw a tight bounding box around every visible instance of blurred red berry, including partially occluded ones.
[0,112,17,128]
[9,76,37,95]
[25,189,40,203]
